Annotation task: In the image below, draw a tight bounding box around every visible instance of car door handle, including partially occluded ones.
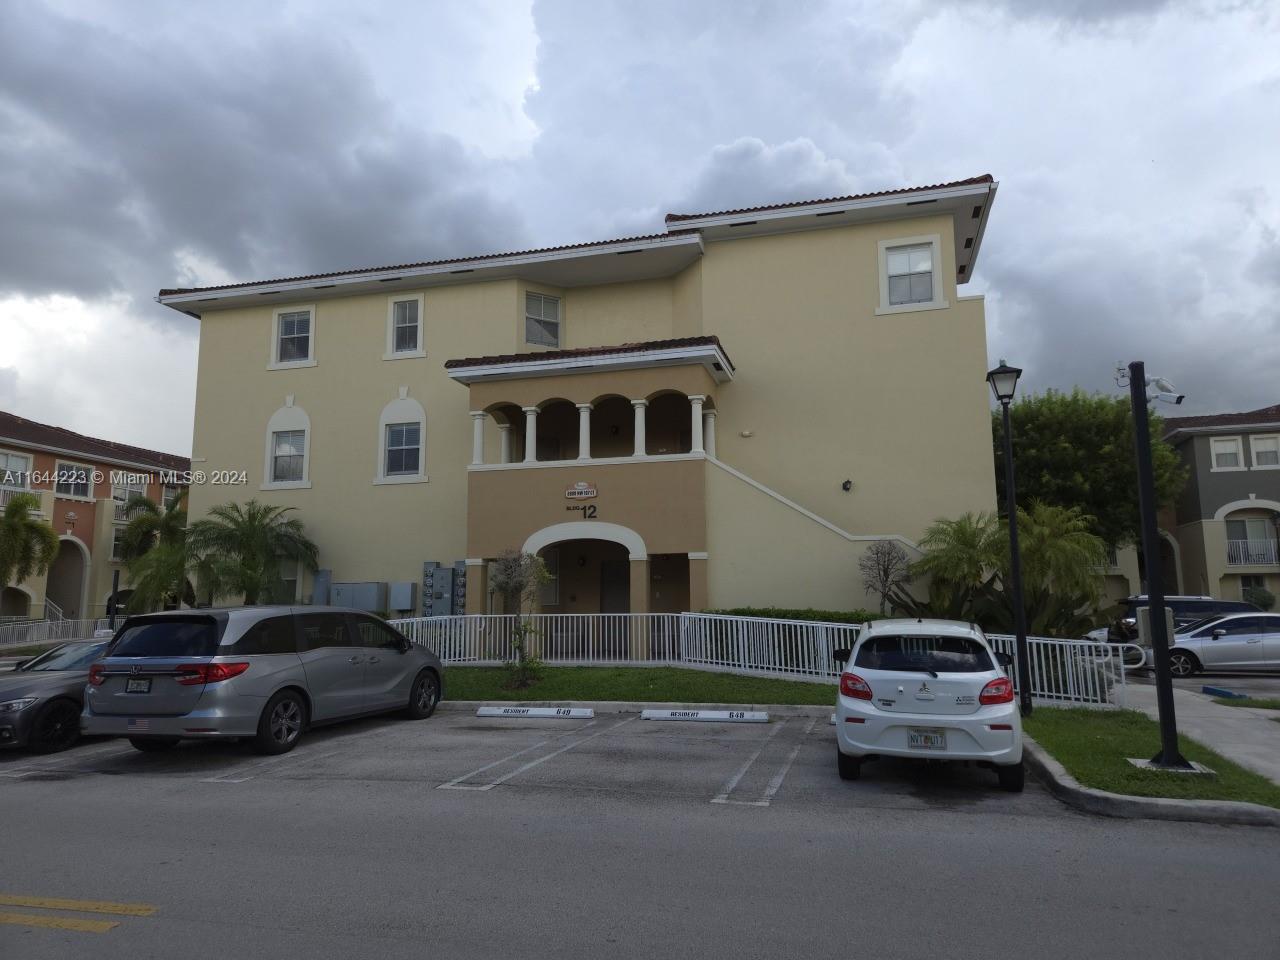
[1247,638,1262,643]
[348,656,364,664]
[367,656,380,664]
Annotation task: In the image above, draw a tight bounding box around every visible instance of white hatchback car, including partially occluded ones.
[834,618,1024,792]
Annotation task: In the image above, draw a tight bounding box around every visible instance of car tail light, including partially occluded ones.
[839,672,873,700]
[176,662,250,686]
[980,677,1015,705]
[88,664,105,686]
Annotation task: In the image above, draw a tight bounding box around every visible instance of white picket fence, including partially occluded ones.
[0,617,113,648]
[390,612,1138,706]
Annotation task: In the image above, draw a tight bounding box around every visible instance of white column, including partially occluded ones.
[632,399,648,457]
[703,408,717,458]
[470,411,486,466]
[523,406,538,463]
[576,403,592,461]
[689,395,706,454]
[498,423,511,464]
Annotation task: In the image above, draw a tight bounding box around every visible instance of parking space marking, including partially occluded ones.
[0,894,157,917]
[439,717,637,791]
[759,717,819,804]
[0,911,119,933]
[710,720,788,805]
[0,742,136,778]
[202,749,344,783]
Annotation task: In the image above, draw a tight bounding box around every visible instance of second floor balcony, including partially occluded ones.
[1227,539,1279,566]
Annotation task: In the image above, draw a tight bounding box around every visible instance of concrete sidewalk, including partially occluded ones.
[1124,682,1280,784]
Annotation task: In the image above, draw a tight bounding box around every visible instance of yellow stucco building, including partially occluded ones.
[162,176,1001,616]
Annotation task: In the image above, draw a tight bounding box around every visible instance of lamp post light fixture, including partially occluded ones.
[987,360,1032,716]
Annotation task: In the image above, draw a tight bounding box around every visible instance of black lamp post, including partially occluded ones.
[988,360,1032,716]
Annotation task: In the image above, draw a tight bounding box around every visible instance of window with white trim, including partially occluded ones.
[55,461,92,498]
[886,244,934,305]
[384,422,421,476]
[0,450,31,488]
[1211,436,1245,471]
[390,299,420,354]
[525,292,560,347]
[277,310,311,363]
[1250,434,1279,469]
[271,430,307,483]
[112,476,149,521]
[111,525,129,561]
[162,484,183,509]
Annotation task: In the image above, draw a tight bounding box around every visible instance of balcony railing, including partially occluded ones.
[0,486,41,514]
[1227,539,1279,565]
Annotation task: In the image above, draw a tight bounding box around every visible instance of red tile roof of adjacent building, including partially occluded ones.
[0,410,190,473]
[445,335,734,371]
[157,232,694,297]
[662,174,996,223]
[1163,404,1280,436]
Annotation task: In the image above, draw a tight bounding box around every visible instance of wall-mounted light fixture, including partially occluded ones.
[841,480,853,492]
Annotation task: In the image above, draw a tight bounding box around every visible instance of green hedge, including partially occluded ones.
[702,607,883,625]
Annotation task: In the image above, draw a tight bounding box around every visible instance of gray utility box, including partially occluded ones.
[330,581,388,613]
[388,581,417,613]
[422,562,468,616]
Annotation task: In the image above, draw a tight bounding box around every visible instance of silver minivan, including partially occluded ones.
[82,607,443,754]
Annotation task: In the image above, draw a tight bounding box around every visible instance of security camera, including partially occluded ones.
[1145,377,1185,405]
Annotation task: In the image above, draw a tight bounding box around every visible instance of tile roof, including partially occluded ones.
[663,174,996,223]
[444,335,734,371]
[157,232,694,297]
[0,410,190,472]
[1162,403,1280,436]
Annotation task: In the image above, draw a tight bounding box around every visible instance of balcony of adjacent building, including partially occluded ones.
[1224,511,1280,567]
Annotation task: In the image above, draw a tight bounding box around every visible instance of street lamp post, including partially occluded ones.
[987,360,1032,717]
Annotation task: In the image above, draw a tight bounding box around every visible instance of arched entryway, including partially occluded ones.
[45,537,88,619]
[1,586,31,618]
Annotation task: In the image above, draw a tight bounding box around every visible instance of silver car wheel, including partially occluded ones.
[416,673,438,712]
[270,699,303,744]
[1168,651,1195,677]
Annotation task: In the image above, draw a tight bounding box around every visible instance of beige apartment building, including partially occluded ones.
[162,176,1001,616]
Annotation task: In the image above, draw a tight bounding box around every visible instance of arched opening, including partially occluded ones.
[46,537,88,619]
[1158,536,1180,595]
[537,539,631,614]
[534,399,578,461]
[486,403,526,462]
[106,588,135,617]
[1,586,31,619]
[644,391,692,455]
[589,395,635,458]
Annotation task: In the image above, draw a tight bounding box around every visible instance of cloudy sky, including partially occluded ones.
[0,0,1277,456]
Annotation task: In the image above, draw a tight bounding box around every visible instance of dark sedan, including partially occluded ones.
[0,640,110,752]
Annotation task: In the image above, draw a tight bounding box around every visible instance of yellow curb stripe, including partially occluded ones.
[0,894,157,917]
[0,911,119,933]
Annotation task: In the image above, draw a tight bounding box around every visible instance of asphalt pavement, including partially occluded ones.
[2,707,1278,959]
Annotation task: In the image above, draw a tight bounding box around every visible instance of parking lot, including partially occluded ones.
[3,706,1279,959]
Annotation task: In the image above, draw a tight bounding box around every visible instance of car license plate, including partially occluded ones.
[907,728,946,750]
[125,677,152,694]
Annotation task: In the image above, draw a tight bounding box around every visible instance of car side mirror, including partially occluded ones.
[832,647,852,666]
[1212,629,1226,639]
[995,652,1013,668]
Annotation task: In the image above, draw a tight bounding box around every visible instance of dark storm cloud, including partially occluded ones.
[0,2,527,299]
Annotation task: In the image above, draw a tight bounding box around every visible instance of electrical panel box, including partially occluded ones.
[421,561,468,616]
[388,581,416,613]
[330,581,387,613]
[453,560,467,615]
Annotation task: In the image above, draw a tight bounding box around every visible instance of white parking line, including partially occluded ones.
[759,717,819,804]
[709,720,788,805]
[0,743,136,779]
[438,717,636,792]
[202,749,344,784]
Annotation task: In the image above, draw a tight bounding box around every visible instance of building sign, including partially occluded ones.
[565,482,597,500]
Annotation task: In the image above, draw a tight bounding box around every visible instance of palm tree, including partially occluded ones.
[898,512,1003,618]
[0,492,59,591]
[187,500,319,605]
[120,490,192,613]
[120,489,187,559]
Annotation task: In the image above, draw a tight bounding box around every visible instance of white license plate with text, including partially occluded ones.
[907,728,947,750]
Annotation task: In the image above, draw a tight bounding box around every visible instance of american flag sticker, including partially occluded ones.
[127,718,150,732]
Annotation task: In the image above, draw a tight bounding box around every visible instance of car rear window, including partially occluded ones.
[109,617,222,658]
[854,634,994,673]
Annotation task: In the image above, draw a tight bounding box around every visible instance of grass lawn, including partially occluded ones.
[444,666,836,706]
[1025,707,1280,809]
[1212,697,1280,710]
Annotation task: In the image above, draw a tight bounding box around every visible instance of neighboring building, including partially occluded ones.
[1160,404,1280,600]
[0,411,190,620]
[161,175,1000,616]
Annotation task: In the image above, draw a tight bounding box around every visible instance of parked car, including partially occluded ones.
[82,607,443,755]
[1167,612,1280,676]
[833,618,1024,792]
[0,639,111,752]
[1098,595,1261,645]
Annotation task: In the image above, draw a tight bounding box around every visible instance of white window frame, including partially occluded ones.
[111,524,129,562]
[262,400,312,490]
[268,304,317,370]
[384,293,426,360]
[162,484,183,510]
[111,475,150,521]
[1210,435,1246,472]
[1249,434,1280,470]
[0,449,32,489]
[54,460,94,500]
[375,389,428,485]
[524,291,562,348]
[875,234,949,316]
